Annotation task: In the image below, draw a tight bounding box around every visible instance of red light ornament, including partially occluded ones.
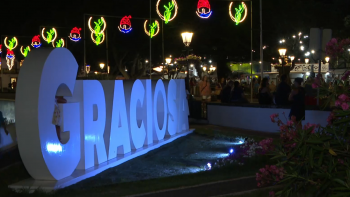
[69,27,82,42]
[118,16,132,34]
[31,35,42,48]
[196,0,212,19]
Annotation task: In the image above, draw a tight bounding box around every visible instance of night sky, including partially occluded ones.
[1,0,349,75]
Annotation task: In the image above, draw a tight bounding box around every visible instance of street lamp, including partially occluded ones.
[181,32,193,90]
[86,65,91,74]
[305,58,309,64]
[99,63,105,70]
[181,32,193,47]
[165,57,172,64]
[290,56,295,61]
[278,48,287,57]
[325,57,330,63]
[203,66,207,71]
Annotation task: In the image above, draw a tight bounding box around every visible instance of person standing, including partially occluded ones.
[289,78,305,129]
[270,81,276,93]
[258,78,273,105]
[199,76,211,102]
[275,74,292,106]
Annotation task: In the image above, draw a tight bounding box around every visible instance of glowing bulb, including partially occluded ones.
[311,50,315,54]
[207,163,211,170]
[325,57,330,63]
[306,72,310,76]
[300,46,304,51]
[229,149,234,154]
[100,63,105,69]
[290,56,295,61]
[305,58,309,64]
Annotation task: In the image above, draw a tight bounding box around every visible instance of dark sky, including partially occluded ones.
[1,0,349,73]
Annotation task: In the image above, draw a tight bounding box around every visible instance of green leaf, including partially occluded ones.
[318,152,324,166]
[334,179,349,188]
[310,149,314,168]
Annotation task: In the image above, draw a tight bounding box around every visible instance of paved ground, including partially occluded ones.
[132,176,257,197]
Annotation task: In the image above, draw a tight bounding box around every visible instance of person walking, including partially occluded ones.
[289,78,305,129]
[275,74,292,106]
[199,76,211,118]
[258,78,273,105]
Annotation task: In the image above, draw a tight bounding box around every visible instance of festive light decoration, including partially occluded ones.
[42,28,58,44]
[144,20,160,38]
[88,17,107,45]
[156,0,178,24]
[196,0,212,19]
[69,27,82,42]
[4,37,18,71]
[118,16,132,33]
[52,38,65,48]
[4,37,18,51]
[229,2,247,25]
[31,35,42,48]
[6,49,15,71]
[20,46,31,58]
[0,44,2,54]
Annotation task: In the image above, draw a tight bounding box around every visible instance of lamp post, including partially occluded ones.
[181,32,193,90]
[166,57,172,79]
[99,63,105,72]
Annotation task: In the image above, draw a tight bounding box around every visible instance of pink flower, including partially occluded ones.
[335,100,342,107]
[269,191,275,197]
[341,102,349,111]
[327,112,336,125]
[270,113,279,123]
[303,123,319,134]
[287,120,294,127]
[312,83,319,89]
[338,94,350,102]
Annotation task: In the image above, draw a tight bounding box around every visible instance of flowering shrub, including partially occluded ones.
[264,111,350,196]
[240,138,262,158]
[258,138,274,155]
[256,165,285,187]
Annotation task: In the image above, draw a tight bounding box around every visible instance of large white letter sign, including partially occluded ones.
[11,49,192,191]
[83,80,107,169]
[153,80,168,141]
[167,80,177,136]
[15,48,80,180]
[108,80,131,159]
[130,80,146,149]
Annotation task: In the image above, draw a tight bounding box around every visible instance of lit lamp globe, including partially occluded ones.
[86,65,91,74]
[305,58,310,64]
[325,57,330,63]
[181,32,193,47]
[99,63,105,70]
[278,58,282,64]
[165,57,172,64]
[203,66,207,71]
[290,56,295,61]
[278,48,287,57]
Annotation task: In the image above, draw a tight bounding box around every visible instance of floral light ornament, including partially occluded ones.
[88,17,107,45]
[31,35,42,48]
[118,16,132,34]
[69,27,82,42]
[156,0,178,24]
[52,38,65,48]
[42,28,58,44]
[20,46,31,58]
[4,37,18,71]
[229,2,248,25]
[196,0,212,19]
[144,20,160,38]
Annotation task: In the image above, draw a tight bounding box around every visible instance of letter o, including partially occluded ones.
[153,80,167,141]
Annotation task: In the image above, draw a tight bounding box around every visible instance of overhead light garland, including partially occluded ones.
[4,37,18,70]
[144,20,160,38]
[156,0,178,24]
[229,2,247,25]
[52,38,65,48]
[118,16,132,33]
[20,46,31,58]
[31,35,42,48]
[196,0,212,19]
[88,17,106,45]
[42,28,58,44]
[69,27,82,42]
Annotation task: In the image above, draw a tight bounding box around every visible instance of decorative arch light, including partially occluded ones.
[156,0,178,24]
[52,38,65,48]
[118,16,132,34]
[229,2,248,25]
[31,35,42,48]
[144,20,160,38]
[88,17,107,45]
[196,0,212,19]
[69,27,82,42]
[42,28,58,44]
[20,46,31,58]
[4,37,18,70]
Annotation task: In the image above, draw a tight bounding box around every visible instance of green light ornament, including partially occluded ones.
[144,20,160,38]
[42,28,57,44]
[8,38,17,51]
[88,17,106,46]
[22,46,30,57]
[229,2,247,26]
[156,0,178,24]
[46,29,55,43]
[150,22,158,38]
